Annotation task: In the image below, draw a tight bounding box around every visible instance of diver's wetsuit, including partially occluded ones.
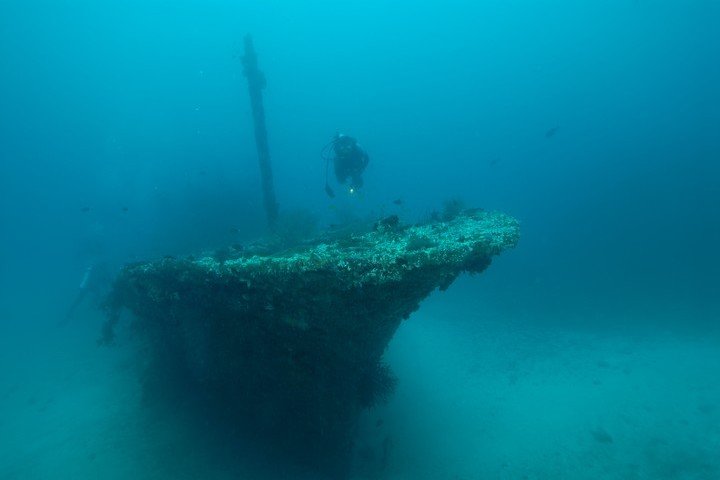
[59,263,113,326]
[333,135,369,189]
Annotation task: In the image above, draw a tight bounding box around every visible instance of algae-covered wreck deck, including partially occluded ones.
[105,210,519,477]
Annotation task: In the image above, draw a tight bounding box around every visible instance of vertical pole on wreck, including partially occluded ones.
[242,35,278,229]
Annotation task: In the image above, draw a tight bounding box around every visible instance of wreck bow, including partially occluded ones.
[104,210,519,476]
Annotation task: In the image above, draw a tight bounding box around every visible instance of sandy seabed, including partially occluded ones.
[1,297,718,480]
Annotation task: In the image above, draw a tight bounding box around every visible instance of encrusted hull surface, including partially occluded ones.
[105,211,519,476]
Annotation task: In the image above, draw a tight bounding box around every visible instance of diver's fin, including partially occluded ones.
[325,183,336,198]
[58,288,89,327]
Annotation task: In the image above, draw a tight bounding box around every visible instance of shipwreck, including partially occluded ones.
[103,209,519,476]
[101,37,519,478]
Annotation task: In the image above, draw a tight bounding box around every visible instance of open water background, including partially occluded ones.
[1,1,718,478]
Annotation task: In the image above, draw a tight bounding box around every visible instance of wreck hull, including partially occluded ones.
[106,211,519,476]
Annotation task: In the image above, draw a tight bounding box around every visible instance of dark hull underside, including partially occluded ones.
[105,211,519,477]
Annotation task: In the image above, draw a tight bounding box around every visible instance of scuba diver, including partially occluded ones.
[59,265,95,326]
[59,262,113,326]
[59,221,114,327]
[323,133,369,197]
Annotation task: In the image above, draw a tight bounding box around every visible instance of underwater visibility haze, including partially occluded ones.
[1,0,719,479]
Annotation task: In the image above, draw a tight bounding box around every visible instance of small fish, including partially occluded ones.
[80,206,91,213]
[375,418,384,428]
[545,125,559,138]
[698,404,716,415]
[121,206,129,213]
[374,214,400,231]
[591,428,613,444]
[464,207,485,215]
[392,199,403,206]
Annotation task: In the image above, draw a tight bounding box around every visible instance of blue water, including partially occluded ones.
[1,1,718,478]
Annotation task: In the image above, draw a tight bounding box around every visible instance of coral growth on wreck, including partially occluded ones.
[103,209,519,477]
